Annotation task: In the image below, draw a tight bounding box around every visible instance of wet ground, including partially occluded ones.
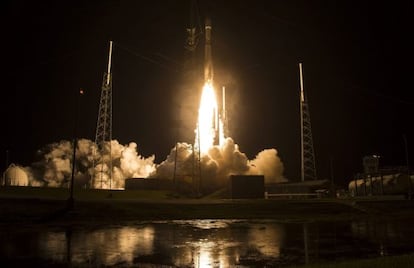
[1,218,414,267]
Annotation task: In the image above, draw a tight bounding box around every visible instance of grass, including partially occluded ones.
[2,186,414,225]
[0,186,173,200]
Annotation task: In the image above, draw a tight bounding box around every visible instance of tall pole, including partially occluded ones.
[68,88,83,208]
[106,41,113,86]
[222,86,226,121]
[197,124,202,195]
[5,150,9,169]
[69,136,76,207]
[299,63,305,182]
[173,142,178,190]
[2,150,9,186]
[222,86,228,138]
[108,41,113,190]
[329,156,335,197]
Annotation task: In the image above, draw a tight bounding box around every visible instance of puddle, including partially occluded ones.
[1,219,414,267]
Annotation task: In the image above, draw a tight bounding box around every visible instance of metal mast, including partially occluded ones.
[95,41,113,189]
[299,63,317,181]
[221,86,228,138]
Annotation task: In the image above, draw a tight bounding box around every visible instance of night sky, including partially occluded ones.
[2,0,412,186]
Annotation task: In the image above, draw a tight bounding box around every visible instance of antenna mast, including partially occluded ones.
[299,63,317,181]
[222,86,228,138]
[95,41,113,189]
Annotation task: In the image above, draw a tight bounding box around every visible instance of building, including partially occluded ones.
[229,175,264,199]
[265,180,330,198]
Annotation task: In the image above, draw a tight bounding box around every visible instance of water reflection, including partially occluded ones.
[351,220,414,257]
[248,223,284,257]
[36,226,154,266]
[1,219,414,267]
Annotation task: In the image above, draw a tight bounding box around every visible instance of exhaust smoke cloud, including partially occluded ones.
[3,82,286,190]
[3,136,285,190]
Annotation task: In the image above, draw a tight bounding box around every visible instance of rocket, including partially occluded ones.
[204,17,213,83]
[204,17,220,145]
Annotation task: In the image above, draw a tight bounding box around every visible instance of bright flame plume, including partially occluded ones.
[195,82,219,154]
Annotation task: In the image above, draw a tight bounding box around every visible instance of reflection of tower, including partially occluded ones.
[299,63,317,181]
[303,223,309,264]
[95,41,113,188]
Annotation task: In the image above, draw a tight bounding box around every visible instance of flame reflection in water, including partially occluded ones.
[35,220,284,267]
[3,220,414,267]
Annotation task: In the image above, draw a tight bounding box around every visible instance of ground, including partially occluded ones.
[1,186,413,226]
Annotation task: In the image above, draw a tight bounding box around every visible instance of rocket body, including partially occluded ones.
[203,17,220,145]
[204,17,213,83]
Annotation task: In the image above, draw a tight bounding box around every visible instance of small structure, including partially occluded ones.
[349,172,414,196]
[2,164,29,186]
[363,155,380,174]
[125,178,174,190]
[265,180,330,198]
[229,175,264,199]
[348,155,413,197]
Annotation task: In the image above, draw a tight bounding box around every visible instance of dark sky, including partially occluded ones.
[2,0,412,186]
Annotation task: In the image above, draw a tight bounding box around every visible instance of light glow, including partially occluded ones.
[196,82,219,153]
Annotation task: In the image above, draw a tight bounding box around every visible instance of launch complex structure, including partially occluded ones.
[89,10,317,190]
[299,63,317,181]
[94,41,114,189]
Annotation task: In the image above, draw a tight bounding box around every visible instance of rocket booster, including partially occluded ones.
[204,17,213,83]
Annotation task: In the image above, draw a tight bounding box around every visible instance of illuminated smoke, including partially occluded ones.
[91,140,156,189]
[40,140,73,187]
[6,79,285,190]
[153,142,194,181]
[153,137,286,190]
[5,135,285,190]
[248,149,286,184]
[10,139,155,189]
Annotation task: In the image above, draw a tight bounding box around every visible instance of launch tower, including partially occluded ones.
[299,63,317,181]
[95,41,113,188]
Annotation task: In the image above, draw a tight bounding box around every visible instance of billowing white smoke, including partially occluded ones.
[103,141,156,189]
[8,137,285,190]
[26,139,156,189]
[41,140,73,187]
[248,148,286,184]
[153,137,286,191]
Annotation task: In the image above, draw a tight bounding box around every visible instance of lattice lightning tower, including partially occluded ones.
[299,63,317,181]
[95,41,113,188]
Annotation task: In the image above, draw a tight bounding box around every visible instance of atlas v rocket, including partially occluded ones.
[203,17,228,145]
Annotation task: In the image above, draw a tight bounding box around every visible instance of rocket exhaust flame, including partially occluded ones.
[196,81,220,154]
